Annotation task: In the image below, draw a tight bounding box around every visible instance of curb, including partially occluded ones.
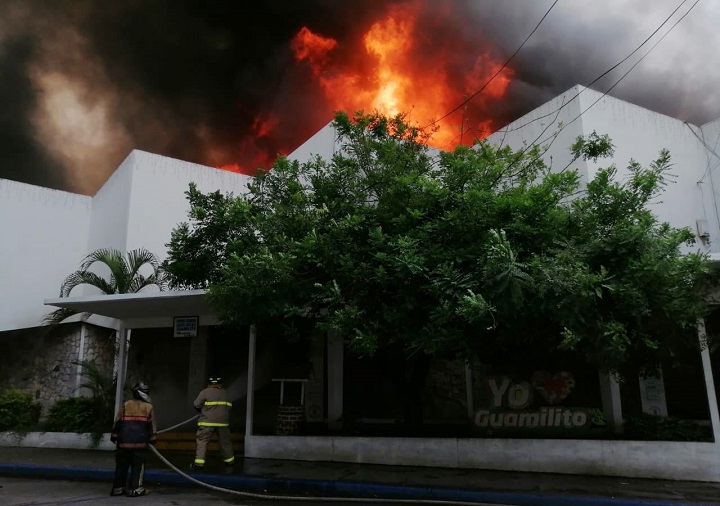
[1,464,719,506]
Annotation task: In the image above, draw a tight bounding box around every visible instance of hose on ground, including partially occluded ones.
[151,416,496,505]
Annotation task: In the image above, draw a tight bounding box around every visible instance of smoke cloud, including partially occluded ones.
[0,0,717,194]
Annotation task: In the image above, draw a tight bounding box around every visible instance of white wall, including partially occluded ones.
[487,84,715,255]
[0,151,252,332]
[122,150,251,263]
[577,87,712,255]
[700,118,720,254]
[0,180,91,330]
[287,121,336,164]
[4,86,720,331]
[82,151,252,296]
[83,153,136,296]
[246,435,720,482]
[486,84,589,185]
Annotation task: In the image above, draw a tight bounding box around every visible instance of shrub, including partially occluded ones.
[624,413,710,441]
[45,397,105,433]
[0,390,42,431]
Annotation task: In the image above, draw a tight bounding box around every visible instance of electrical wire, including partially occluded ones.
[497,0,691,136]
[688,122,720,182]
[546,0,702,174]
[423,0,560,130]
[688,122,720,239]
[499,0,700,178]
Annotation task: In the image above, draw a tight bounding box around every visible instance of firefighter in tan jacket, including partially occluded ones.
[190,376,234,470]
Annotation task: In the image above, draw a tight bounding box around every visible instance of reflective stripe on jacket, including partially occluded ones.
[110,399,157,448]
[194,386,232,427]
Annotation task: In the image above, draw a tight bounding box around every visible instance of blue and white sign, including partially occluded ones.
[173,316,198,337]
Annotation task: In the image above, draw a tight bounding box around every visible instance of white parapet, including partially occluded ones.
[245,435,720,482]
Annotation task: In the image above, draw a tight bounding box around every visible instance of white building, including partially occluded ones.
[2,85,720,481]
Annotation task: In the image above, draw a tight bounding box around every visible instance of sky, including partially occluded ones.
[0,0,718,195]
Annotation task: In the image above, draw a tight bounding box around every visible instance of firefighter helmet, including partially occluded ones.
[131,381,150,401]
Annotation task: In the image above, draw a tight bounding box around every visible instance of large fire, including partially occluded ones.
[222,1,513,175]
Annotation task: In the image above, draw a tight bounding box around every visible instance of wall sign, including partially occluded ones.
[173,316,199,337]
[474,371,592,430]
[639,372,668,416]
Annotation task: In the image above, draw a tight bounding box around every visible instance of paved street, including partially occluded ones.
[0,477,509,506]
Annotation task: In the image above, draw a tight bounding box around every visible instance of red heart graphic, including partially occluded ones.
[531,371,575,405]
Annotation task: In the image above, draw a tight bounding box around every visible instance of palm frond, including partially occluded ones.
[73,359,116,420]
[42,307,79,326]
[60,271,115,297]
[42,309,92,327]
[123,249,161,293]
[128,273,166,293]
[79,248,124,273]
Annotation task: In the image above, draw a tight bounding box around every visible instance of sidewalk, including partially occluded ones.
[1,446,720,505]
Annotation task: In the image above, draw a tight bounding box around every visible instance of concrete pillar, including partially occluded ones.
[465,362,474,418]
[305,334,325,422]
[598,371,623,433]
[187,326,208,407]
[113,326,129,420]
[327,331,343,430]
[245,325,257,438]
[698,319,720,443]
[74,323,87,397]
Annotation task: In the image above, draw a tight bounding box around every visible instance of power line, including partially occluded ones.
[687,122,720,182]
[423,0,560,130]
[502,0,701,178]
[497,0,691,136]
[690,121,720,231]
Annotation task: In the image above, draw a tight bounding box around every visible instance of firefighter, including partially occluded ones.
[190,376,235,470]
[110,381,157,497]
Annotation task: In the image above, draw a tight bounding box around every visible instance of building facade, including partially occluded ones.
[2,85,720,480]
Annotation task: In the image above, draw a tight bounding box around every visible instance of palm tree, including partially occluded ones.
[44,248,167,325]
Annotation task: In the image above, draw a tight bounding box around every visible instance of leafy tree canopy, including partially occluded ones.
[164,111,711,374]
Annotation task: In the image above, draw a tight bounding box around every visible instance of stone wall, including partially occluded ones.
[422,359,468,421]
[0,322,115,417]
[422,358,489,421]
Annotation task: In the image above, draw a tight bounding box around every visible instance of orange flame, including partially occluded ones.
[290,2,513,150]
[218,0,514,174]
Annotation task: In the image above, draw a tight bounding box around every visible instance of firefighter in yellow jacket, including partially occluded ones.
[190,376,234,470]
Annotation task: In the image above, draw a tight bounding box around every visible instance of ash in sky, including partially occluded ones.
[0,0,717,194]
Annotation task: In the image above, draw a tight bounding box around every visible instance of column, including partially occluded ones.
[465,361,474,418]
[305,333,325,423]
[698,319,720,442]
[598,371,623,433]
[245,325,257,438]
[113,326,129,420]
[187,326,208,407]
[74,323,87,397]
[327,331,343,430]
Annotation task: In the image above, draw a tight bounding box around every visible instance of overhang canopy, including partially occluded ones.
[44,289,218,329]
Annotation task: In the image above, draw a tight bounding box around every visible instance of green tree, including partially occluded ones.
[44,248,167,325]
[164,111,711,423]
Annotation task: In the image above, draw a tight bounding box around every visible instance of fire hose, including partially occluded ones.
[150,415,497,505]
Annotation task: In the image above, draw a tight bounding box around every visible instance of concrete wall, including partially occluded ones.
[287,121,336,164]
[1,150,252,330]
[577,87,712,255]
[245,435,720,482]
[486,85,589,185]
[0,180,91,330]
[700,117,720,254]
[123,150,251,263]
[84,150,252,296]
[487,84,715,256]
